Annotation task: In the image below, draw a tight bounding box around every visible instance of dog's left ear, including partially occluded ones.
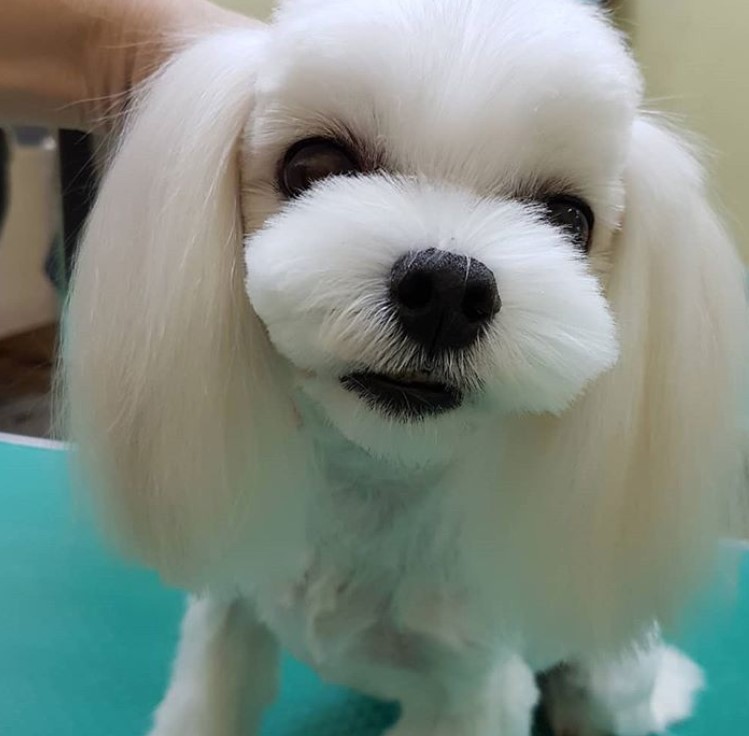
[567,117,749,639]
[606,117,748,541]
[63,30,308,588]
[477,117,748,651]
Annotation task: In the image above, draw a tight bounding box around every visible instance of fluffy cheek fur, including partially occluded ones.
[245,176,618,459]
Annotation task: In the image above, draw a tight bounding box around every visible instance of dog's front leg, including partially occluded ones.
[147,596,278,736]
[387,654,539,736]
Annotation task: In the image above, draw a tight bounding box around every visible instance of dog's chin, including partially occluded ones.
[297,371,482,466]
[340,371,463,421]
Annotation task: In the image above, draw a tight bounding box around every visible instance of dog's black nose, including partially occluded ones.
[389,248,501,352]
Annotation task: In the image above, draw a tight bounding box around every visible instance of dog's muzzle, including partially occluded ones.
[341,249,500,420]
[390,248,501,352]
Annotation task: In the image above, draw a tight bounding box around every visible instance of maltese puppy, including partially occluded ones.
[64,0,747,734]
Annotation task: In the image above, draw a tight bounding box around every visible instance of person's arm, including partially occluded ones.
[0,0,257,131]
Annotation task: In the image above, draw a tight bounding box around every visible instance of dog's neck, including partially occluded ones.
[293,393,457,579]
[295,392,448,494]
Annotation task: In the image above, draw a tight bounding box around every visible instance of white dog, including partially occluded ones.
[63,1,748,734]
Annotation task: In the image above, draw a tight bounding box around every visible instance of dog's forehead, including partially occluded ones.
[260,0,642,195]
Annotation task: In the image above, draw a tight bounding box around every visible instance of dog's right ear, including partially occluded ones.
[64,30,308,589]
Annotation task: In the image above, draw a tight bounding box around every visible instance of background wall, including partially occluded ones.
[0,137,59,339]
[619,1,749,258]
[216,0,276,19]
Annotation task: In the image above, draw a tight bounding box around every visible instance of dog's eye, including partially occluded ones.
[543,196,594,251]
[280,138,359,198]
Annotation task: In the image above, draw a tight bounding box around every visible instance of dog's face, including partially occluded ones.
[242,0,639,459]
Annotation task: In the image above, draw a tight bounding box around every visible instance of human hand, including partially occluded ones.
[0,0,259,131]
[84,0,259,132]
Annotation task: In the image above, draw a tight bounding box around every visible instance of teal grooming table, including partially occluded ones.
[1,438,748,735]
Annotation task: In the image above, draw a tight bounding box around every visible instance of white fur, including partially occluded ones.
[542,638,705,735]
[63,0,748,734]
[147,598,278,736]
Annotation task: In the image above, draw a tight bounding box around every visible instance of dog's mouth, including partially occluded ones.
[340,371,463,419]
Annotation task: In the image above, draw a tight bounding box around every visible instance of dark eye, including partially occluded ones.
[279,137,359,198]
[543,195,595,251]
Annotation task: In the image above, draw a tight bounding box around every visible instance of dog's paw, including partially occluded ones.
[383,717,509,736]
[383,723,432,736]
[145,709,208,736]
[386,657,537,736]
[384,713,490,736]
[541,646,703,736]
[145,697,257,736]
[608,646,704,735]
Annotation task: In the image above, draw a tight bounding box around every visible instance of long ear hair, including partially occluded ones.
[464,118,748,655]
[577,118,747,637]
[564,118,747,647]
[63,31,308,589]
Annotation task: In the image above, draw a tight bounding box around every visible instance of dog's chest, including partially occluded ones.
[257,556,475,700]
[255,456,474,692]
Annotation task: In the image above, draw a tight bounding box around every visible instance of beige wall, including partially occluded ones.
[215,0,276,20]
[621,1,749,258]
